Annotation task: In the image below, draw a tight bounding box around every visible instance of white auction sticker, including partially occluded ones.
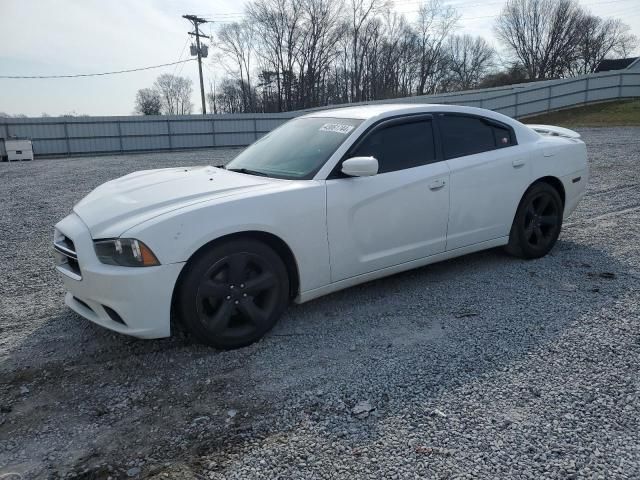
[319,123,355,134]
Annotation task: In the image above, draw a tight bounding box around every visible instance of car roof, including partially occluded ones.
[301,103,499,120]
[301,103,540,143]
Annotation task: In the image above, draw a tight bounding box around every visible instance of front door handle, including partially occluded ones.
[512,159,526,168]
[429,179,446,190]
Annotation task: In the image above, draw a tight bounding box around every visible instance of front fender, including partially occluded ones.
[122,182,330,294]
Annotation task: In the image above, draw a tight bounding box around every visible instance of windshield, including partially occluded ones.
[226,117,362,179]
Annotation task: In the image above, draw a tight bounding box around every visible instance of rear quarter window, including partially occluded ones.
[492,124,514,148]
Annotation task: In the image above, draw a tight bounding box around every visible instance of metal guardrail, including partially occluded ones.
[1,70,638,158]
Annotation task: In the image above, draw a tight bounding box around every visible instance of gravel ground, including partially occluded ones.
[0,128,639,479]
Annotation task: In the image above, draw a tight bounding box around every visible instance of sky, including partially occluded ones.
[0,0,638,117]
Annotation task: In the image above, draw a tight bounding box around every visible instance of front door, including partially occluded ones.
[326,117,450,282]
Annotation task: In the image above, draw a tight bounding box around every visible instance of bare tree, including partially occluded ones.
[414,0,459,94]
[216,21,256,111]
[447,35,496,91]
[154,74,193,115]
[248,0,286,111]
[495,0,584,80]
[613,25,639,58]
[248,0,304,111]
[206,0,635,113]
[211,78,248,113]
[134,88,162,115]
[571,16,638,75]
[297,0,344,107]
[372,11,416,99]
[206,80,218,114]
[346,0,389,101]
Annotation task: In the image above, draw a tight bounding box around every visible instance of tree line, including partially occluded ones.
[136,0,637,115]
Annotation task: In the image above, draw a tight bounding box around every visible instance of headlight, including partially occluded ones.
[93,239,160,267]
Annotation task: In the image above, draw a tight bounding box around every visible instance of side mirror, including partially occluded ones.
[341,156,379,177]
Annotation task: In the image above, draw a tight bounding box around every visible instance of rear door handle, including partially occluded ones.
[512,159,526,168]
[429,179,446,190]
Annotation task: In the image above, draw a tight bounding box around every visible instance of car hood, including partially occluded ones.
[74,166,278,238]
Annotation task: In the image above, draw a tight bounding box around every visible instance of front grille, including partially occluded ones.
[54,230,82,279]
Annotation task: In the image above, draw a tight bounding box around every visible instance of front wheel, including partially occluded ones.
[178,239,289,349]
[505,182,563,259]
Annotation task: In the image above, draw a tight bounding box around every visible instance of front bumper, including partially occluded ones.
[54,213,184,339]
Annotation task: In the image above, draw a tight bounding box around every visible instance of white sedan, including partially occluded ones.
[54,104,588,349]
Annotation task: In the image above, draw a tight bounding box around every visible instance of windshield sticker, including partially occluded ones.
[319,123,355,135]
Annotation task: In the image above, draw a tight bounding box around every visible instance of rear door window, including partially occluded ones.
[439,114,514,159]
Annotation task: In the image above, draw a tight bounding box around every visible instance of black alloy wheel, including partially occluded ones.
[179,239,289,349]
[506,182,563,259]
[522,192,560,250]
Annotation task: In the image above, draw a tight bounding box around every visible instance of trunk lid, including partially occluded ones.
[526,124,581,139]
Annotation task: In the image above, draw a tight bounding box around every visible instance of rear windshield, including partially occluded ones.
[226,117,362,179]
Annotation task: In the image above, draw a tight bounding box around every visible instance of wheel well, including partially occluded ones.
[172,231,300,305]
[509,176,566,234]
[533,176,565,206]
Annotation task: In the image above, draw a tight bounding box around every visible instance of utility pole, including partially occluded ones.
[182,14,209,115]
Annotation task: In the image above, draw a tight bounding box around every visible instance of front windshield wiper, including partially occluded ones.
[226,167,270,177]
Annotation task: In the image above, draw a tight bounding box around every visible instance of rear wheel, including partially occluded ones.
[505,182,563,259]
[178,239,289,349]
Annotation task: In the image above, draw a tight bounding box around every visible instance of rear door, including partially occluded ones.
[325,115,450,282]
[436,113,531,250]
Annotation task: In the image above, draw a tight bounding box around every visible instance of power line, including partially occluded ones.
[200,0,639,22]
[0,59,195,79]
[171,36,193,87]
[392,1,639,19]
[171,37,191,78]
[393,0,636,6]
[198,0,639,18]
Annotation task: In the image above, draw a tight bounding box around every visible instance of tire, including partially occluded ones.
[178,239,289,349]
[505,182,563,259]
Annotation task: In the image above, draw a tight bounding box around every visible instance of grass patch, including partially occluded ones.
[522,99,640,127]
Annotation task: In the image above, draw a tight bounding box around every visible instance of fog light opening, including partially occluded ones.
[103,305,127,326]
[73,297,94,313]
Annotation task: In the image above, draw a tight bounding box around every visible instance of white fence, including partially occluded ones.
[0,112,297,158]
[380,69,640,117]
[1,70,638,158]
